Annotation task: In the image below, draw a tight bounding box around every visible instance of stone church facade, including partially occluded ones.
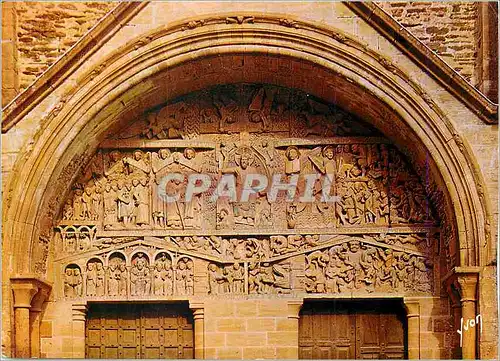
[1,2,498,360]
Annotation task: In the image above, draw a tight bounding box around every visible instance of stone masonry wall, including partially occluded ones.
[38,298,454,359]
[377,2,477,83]
[204,300,298,360]
[9,2,480,93]
[16,2,115,89]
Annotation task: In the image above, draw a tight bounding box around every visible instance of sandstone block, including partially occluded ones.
[204,332,225,348]
[235,301,258,317]
[267,331,298,346]
[276,318,298,332]
[276,346,298,359]
[226,332,266,347]
[217,318,246,332]
[217,346,242,359]
[246,318,276,332]
[40,320,52,338]
[242,346,276,359]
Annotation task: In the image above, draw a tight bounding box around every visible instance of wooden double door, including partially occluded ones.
[299,300,407,359]
[86,303,194,359]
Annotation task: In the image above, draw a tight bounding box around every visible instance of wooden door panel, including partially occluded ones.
[316,346,332,359]
[181,346,194,359]
[314,313,331,340]
[164,329,178,347]
[86,303,193,359]
[87,347,101,359]
[299,304,356,359]
[122,347,137,359]
[143,329,160,346]
[299,301,406,360]
[121,329,137,345]
[382,314,405,346]
[87,329,101,345]
[356,313,382,359]
[298,312,314,343]
[164,348,179,359]
[182,328,194,347]
[336,345,352,359]
[105,347,118,359]
[357,314,380,346]
[299,346,313,359]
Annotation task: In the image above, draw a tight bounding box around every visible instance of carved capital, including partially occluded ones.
[31,287,51,312]
[11,277,51,309]
[12,284,38,309]
[403,298,420,318]
[443,267,480,305]
[456,273,478,302]
[287,299,304,319]
[189,301,205,319]
[72,303,88,322]
[192,308,204,320]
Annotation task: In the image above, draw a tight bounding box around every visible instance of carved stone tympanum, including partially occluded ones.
[55,84,442,301]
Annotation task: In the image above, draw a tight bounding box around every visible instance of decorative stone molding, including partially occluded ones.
[11,283,39,309]
[226,16,254,24]
[10,277,52,358]
[11,276,52,306]
[404,298,421,359]
[72,303,88,322]
[443,267,480,301]
[189,301,205,359]
[29,287,51,358]
[71,303,88,358]
[443,267,481,359]
[287,299,304,319]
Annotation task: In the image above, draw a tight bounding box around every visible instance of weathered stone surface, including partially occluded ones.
[16,2,115,89]
[1,2,497,359]
[377,2,477,82]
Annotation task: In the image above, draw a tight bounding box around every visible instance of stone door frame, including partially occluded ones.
[70,300,205,359]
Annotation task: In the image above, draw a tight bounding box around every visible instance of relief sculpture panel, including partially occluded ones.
[55,84,445,300]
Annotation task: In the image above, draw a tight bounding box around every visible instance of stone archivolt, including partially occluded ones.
[55,84,440,301]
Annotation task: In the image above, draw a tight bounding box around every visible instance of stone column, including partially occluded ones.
[30,288,50,358]
[287,299,304,359]
[446,282,463,359]
[403,299,420,359]
[457,273,479,360]
[189,302,205,359]
[11,283,39,357]
[72,303,88,358]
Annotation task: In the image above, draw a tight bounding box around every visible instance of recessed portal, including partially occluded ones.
[299,299,407,359]
[86,303,194,359]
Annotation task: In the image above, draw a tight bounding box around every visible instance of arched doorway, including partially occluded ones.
[55,83,437,359]
[3,13,492,359]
